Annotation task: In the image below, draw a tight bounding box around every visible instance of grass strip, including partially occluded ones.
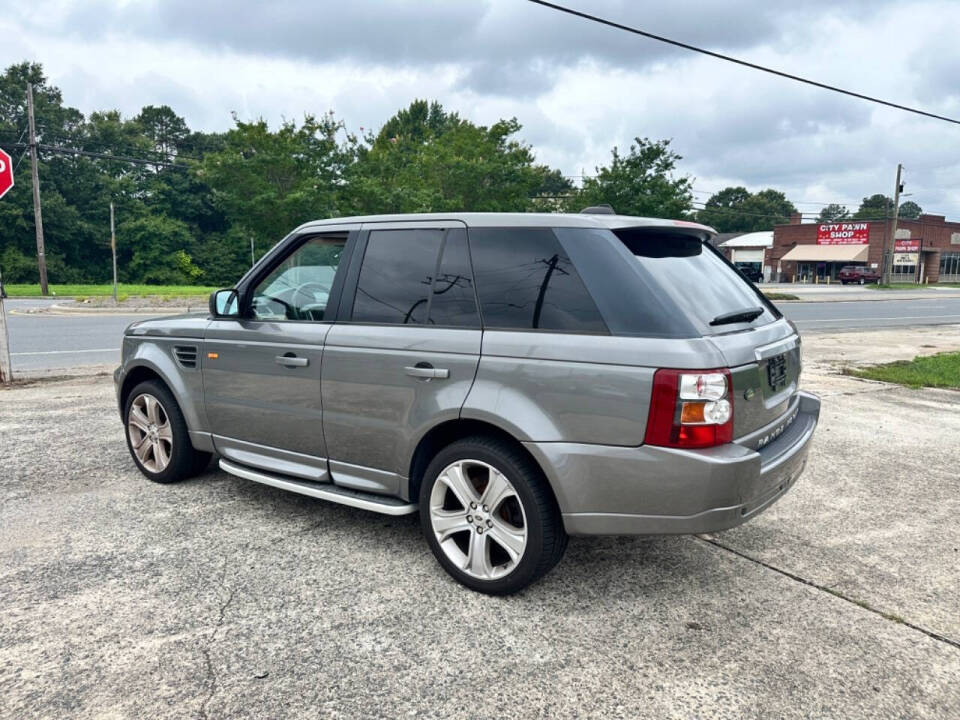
[844,351,960,389]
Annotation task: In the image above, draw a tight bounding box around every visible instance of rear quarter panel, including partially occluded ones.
[462,331,728,445]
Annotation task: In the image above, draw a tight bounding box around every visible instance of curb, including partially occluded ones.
[764,292,960,303]
[23,304,201,315]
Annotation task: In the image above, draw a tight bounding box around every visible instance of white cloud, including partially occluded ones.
[2,0,959,217]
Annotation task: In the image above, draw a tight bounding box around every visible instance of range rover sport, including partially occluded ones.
[115,211,820,594]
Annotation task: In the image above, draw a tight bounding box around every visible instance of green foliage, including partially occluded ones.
[696,187,798,232]
[845,352,960,389]
[571,138,692,218]
[345,100,550,214]
[1,63,803,288]
[816,203,850,223]
[852,194,891,220]
[3,283,218,297]
[119,214,201,284]
[898,200,922,219]
[200,114,351,244]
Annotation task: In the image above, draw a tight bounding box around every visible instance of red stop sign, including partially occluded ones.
[0,148,13,200]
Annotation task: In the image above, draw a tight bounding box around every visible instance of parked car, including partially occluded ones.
[735,264,763,283]
[838,265,881,284]
[115,212,820,594]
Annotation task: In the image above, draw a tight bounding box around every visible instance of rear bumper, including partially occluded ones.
[525,391,820,536]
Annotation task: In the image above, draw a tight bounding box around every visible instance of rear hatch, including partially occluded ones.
[612,226,800,440]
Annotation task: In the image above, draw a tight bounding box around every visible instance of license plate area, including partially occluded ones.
[766,353,788,392]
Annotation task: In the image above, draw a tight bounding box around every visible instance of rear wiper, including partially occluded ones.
[710,306,765,326]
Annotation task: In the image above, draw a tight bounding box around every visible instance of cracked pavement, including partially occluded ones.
[1,327,959,719]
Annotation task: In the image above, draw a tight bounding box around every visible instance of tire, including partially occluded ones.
[419,435,567,595]
[123,379,211,484]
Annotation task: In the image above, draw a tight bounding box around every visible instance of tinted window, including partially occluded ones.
[353,229,441,324]
[429,229,480,327]
[615,229,778,332]
[250,234,345,321]
[470,228,607,333]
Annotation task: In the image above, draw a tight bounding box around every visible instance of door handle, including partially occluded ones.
[405,365,449,379]
[275,354,309,368]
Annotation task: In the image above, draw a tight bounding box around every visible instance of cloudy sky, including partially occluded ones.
[5,0,960,217]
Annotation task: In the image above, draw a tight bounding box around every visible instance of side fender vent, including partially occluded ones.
[173,345,199,369]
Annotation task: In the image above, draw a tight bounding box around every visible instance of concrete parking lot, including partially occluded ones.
[2,327,959,719]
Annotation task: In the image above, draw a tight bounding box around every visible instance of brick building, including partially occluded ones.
[770,213,960,284]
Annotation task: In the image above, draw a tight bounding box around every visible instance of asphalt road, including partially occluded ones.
[5,299,135,371]
[2,332,959,718]
[4,296,960,372]
[784,296,960,332]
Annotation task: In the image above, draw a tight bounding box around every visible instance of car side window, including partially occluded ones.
[250,234,346,321]
[469,227,608,333]
[427,229,480,327]
[351,228,480,327]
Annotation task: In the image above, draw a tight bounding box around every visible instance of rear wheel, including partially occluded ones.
[419,436,567,595]
[124,380,210,483]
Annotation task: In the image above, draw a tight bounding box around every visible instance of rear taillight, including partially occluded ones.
[644,368,733,449]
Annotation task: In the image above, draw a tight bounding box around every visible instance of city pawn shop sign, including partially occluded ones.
[0,148,13,200]
[817,221,869,245]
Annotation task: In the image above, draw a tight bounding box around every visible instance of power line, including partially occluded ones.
[526,0,960,126]
[0,142,192,170]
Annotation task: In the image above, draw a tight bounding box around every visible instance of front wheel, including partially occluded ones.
[124,380,210,483]
[419,436,567,595]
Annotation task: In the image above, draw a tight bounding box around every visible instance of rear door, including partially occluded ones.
[321,221,481,497]
[202,227,356,480]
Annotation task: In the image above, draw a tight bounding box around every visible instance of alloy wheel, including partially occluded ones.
[429,459,528,581]
[127,393,173,473]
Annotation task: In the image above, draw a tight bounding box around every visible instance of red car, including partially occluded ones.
[838,265,880,284]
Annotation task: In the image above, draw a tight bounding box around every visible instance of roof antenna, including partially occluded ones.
[580,204,616,215]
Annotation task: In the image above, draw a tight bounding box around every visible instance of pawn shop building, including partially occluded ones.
[769,213,960,284]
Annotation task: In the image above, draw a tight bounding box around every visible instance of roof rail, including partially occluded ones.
[580,204,616,215]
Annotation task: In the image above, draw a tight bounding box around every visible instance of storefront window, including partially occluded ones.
[940,252,960,281]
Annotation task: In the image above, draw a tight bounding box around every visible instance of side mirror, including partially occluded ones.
[209,289,240,318]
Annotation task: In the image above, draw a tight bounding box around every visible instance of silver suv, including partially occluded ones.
[115,212,820,594]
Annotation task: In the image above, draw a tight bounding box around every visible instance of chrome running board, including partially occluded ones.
[219,459,418,516]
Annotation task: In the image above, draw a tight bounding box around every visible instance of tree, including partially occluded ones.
[898,200,922,219]
[816,203,850,223]
[345,100,548,214]
[695,186,797,232]
[135,105,190,162]
[200,113,353,247]
[572,138,692,218]
[853,194,891,220]
[118,214,203,284]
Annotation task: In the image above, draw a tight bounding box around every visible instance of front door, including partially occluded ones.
[202,229,354,481]
[321,222,482,497]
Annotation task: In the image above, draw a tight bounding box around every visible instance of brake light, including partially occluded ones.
[644,368,733,449]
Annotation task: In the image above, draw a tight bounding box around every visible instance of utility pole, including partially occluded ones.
[250,235,255,267]
[110,201,118,304]
[882,163,903,285]
[26,83,49,296]
[0,264,12,385]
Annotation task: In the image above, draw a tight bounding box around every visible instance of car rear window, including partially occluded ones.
[469,228,608,333]
[613,228,779,333]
